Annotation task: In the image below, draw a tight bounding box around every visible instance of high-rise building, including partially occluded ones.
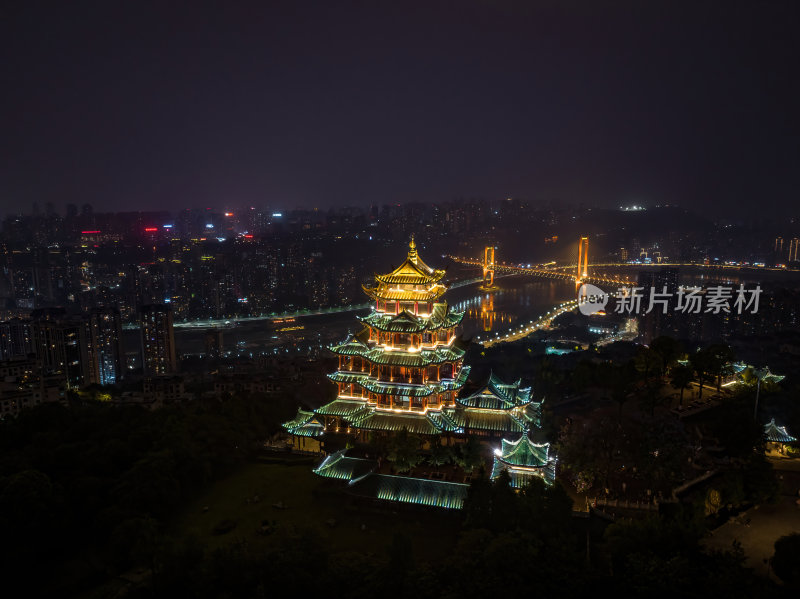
[0,318,32,360]
[775,236,784,254]
[789,238,800,263]
[30,308,90,388]
[140,304,177,376]
[637,267,680,343]
[86,308,124,385]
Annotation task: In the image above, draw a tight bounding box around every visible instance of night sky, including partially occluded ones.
[2,1,798,217]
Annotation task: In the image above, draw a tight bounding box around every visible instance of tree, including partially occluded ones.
[557,416,621,490]
[455,435,485,473]
[386,429,423,473]
[772,533,800,588]
[634,347,661,383]
[650,336,682,377]
[463,467,493,529]
[706,343,735,393]
[598,363,635,418]
[534,356,563,399]
[670,364,694,407]
[427,439,453,467]
[689,349,713,400]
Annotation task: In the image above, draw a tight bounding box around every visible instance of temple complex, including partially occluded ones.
[283,238,556,507]
[286,238,472,438]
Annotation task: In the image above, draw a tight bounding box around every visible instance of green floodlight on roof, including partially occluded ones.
[764,418,797,444]
[754,366,785,384]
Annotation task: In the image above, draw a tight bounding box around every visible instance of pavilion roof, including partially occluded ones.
[426,409,463,433]
[764,418,797,443]
[313,450,377,482]
[496,432,551,467]
[282,407,324,437]
[457,371,532,410]
[315,397,370,417]
[490,431,556,487]
[490,461,556,487]
[350,473,468,509]
[349,410,443,435]
[444,407,528,434]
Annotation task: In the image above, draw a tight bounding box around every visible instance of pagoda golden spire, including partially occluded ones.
[408,235,417,261]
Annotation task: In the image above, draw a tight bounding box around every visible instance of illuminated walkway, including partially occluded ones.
[476,299,579,347]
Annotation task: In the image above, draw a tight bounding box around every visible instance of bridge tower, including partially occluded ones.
[577,236,589,283]
[480,246,499,291]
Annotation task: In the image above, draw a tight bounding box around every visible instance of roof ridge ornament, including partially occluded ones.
[408,235,418,262]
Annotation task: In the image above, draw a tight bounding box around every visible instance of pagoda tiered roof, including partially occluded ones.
[349,410,443,435]
[457,371,533,410]
[328,365,472,398]
[491,431,556,487]
[286,368,544,438]
[362,238,447,302]
[359,304,464,333]
[329,337,467,367]
[764,418,797,443]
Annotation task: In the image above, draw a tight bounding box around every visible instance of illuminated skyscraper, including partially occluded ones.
[140,304,177,376]
[29,308,88,388]
[86,308,124,385]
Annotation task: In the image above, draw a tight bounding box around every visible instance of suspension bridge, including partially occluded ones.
[451,236,634,288]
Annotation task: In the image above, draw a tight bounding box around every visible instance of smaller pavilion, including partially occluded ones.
[764,418,797,455]
[491,430,557,488]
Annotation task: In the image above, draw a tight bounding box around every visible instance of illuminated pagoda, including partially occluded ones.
[282,239,555,508]
[286,237,472,439]
[491,431,557,488]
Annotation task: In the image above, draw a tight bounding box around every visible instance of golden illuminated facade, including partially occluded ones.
[282,239,554,507]
[285,238,470,438]
[284,238,546,449]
